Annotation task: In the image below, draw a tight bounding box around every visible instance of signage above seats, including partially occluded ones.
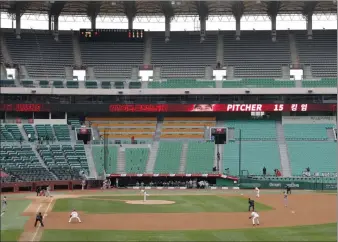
[0,103,336,113]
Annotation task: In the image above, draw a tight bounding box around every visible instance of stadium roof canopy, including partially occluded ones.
[0,1,336,17]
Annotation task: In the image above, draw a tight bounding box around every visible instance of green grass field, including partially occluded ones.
[0,199,31,242]
[41,223,336,241]
[52,195,272,213]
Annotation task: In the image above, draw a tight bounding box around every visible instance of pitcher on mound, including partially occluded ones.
[140,190,149,202]
[69,209,82,223]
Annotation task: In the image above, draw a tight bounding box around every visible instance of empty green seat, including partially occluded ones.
[154,142,182,173]
[101,81,111,89]
[22,80,34,87]
[129,81,142,89]
[226,120,276,140]
[66,81,79,88]
[222,79,295,88]
[185,142,214,173]
[91,145,118,175]
[39,80,50,88]
[125,148,149,173]
[149,79,215,89]
[287,141,336,175]
[85,81,98,89]
[53,124,71,141]
[0,79,15,87]
[114,81,124,89]
[284,124,332,140]
[53,80,64,88]
[302,78,336,88]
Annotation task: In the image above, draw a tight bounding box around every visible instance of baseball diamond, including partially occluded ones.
[0,190,336,241]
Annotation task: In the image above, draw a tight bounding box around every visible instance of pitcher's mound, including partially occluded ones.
[125,200,175,205]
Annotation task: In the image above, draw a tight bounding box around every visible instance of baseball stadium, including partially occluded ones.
[0,1,337,241]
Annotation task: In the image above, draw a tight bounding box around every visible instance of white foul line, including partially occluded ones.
[31,198,54,242]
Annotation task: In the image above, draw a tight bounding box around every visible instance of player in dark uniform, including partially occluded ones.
[285,185,291,194]
[34,212,44,227]
[248,198,255,211]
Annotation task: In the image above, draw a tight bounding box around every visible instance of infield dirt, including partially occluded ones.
[18,192,336,241]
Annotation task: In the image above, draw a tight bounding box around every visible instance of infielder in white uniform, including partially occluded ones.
[2,196,7,213]
[140,190,149,202]
[69,209,82,223]
[255,187,260,198]
[283,191,288,207]
[249,211,260,226]
[45,185,52,197]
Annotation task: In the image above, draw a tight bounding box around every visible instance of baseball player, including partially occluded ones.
[283,191,288,207]
[140,190,149,202]
[45,185,52,197]
[2,196,7,213]
[69,209,82,223]
[249,211,260,226]
[255,187,260,198]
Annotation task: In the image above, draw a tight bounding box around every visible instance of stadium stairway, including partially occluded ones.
[276,121,292,177]
[116,146,126,173]
[32,144,59,180]
[84,144,98,178]
[178,143,188,173]
[18,125,29,140]
[145,141,159,173]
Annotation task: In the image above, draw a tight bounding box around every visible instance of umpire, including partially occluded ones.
[34,212,44,227]
[285,185,291,194]
[248,198,255,211]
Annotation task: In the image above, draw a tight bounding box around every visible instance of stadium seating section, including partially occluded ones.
[287,142,336,175]
[125,148,149,173]
[225,120,277,140]
[1,30,335,88]
[222,141,281,176]
[153,142,182,174]
[0,118,336,180]
[1,144,54,181]
[0,27,336,181]
[185,141,215,173]
[37,144,88,180]
[91,145,118,174]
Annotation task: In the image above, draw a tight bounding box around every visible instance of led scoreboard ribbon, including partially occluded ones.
[79,29,144,42]
[0,103,336,113]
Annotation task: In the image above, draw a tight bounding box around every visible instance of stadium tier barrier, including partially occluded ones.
[1,180,83,192]
[239,176,337,190]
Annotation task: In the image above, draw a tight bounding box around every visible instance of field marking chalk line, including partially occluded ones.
[31,197,54,242]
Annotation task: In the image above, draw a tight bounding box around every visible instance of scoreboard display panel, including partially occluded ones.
[210,127,228,144]
[79,29,144,42]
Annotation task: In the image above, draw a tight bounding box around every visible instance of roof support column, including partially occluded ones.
[270,14,277,42]
[15,10,21,39]
[91,13,97,29]
[128,15,134,30]
[53,14,59,41]
[235,16,241,40]
[266,2,280,42]
[164,15,171,42]
[306,13,313,40]
[231,2,244,40]
[48,13,52,31]
[199,14,207,42]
